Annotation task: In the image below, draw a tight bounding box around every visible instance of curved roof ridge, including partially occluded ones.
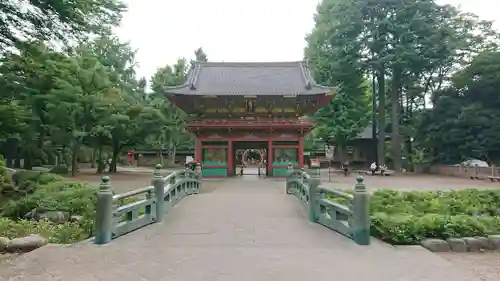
[163,60,337,95]
[192,61,304,67]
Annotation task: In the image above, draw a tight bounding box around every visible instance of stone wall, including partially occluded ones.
[421,235,500,252]
[428,164,500,179]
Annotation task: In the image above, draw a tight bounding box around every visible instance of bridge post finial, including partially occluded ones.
[95,176,114,245]
[152,164,165,222]
[352,176,370,245]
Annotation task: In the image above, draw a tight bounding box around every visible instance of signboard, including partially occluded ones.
[347,146,354,155]
[311,158,320,168]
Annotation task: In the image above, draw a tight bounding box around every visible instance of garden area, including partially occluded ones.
[0,160,98,253]
[331,187,500,246]
[369,189,500,245]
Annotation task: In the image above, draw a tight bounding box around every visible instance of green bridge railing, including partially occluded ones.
[94,164,201,244]
[286,169,370,245]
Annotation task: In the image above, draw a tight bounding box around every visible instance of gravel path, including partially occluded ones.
[438,251,500,281]
[0,177,483,281]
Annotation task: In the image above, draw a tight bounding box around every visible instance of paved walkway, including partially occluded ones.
[0,177,481,281]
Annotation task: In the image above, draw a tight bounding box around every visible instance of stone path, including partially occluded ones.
[0,177,482,281]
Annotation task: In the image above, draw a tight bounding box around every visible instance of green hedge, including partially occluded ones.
[371,213,500,245]
[329,188,500,245]
[370,189,500,216]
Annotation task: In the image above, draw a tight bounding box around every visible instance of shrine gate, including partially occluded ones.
[164,61,336,177]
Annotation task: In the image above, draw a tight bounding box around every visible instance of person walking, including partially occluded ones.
[343,160,349,176]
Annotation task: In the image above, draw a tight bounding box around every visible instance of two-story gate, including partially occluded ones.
[164,61,336,177]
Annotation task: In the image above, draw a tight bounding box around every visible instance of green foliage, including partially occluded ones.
[307,0,500,168]
[305,3,371,149]
[370,189,500,216]
[49,164,69,175]
[330,188,500,244]
[417,52,500,164]
[371,214,500,245]
[0,171,97,244]
[1,179,98,220]
[0,218,91,244]
[194,47,208,62]
[0,0,126,52]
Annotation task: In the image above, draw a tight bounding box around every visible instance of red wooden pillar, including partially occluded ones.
[267,139,273,175]
[227,140,233,176]
[298,137,304,167]
[195,138,202,163]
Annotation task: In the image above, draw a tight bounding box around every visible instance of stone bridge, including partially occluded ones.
[0,173,481,281]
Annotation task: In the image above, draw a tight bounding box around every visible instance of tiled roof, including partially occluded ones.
[163,61,337,96]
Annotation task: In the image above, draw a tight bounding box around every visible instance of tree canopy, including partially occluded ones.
[0,0,126,52]
[0,3,208,175]
[305,0,500,169]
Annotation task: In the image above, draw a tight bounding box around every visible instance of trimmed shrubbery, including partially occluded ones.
[331,188,500,245]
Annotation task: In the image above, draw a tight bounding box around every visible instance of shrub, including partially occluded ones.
[49,164,69,175]
[1,180,98,220]
[370,189,500,216]
[0,218,91,244]
[328,188,500,244]
[371,213,500,245]
[2,171,73,214]
[0,170,97,244]
[12,170,63,187]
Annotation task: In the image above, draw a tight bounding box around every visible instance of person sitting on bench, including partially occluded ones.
[379,164,387,175]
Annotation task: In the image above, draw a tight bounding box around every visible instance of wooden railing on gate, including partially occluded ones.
[94,164,202,244]
[285,169,370,245]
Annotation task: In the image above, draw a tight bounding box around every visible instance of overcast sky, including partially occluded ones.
[115,0,499,80]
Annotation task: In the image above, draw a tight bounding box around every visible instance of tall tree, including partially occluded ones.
[417,52,500,164]
[306,18,371,160]
[0,0,126,52]
[194,47,208,62]
[306,0,500,170]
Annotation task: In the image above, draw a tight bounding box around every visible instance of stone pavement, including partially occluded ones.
[0,176,482,281]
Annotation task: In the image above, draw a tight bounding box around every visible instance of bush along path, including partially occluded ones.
[330,188,500,247]
[0,165,99,254]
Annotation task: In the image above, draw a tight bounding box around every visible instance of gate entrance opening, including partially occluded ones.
[233,141,267,176]
[163,61,337,177]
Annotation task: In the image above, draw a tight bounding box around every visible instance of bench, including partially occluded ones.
[355,170,394,176]
[488,176,500,182]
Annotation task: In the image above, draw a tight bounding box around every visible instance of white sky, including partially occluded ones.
[115,0,499,80]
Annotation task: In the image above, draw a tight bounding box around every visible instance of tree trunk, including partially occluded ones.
[337,144,346,164]
[96,140,105,173]
[405,94,413,172]
[14,147,21,168]
[23,150,32,170]
[111,138,120,173]
[377,65,386,165]
[170,145,176,164]
[90,145,97,168]
[391,66,402,171]
[71,145,78,177]
[371,71,378,165]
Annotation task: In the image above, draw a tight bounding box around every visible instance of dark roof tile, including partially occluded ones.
[164,61,336,96]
